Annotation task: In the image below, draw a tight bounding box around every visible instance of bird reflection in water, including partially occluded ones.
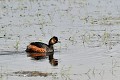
[27,52,58,66]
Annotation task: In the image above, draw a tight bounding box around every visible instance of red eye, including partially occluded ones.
[54,40,56,42]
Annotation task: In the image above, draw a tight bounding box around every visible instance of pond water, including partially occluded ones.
[0,0,120,80]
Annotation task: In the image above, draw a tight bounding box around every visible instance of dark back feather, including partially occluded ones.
[30,42,48,48]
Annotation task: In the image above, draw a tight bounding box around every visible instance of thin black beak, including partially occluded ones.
[57,41,61,43]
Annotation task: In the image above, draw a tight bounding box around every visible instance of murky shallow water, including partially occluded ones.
[1,45,120,80]
[1,0,120,80]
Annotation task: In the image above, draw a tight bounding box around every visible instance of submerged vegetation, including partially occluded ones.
[0,0,120,80]
[14,41,20,51]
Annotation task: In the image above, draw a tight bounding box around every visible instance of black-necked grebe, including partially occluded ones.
[26,36,59,53]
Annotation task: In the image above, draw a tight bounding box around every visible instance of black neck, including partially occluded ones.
[48,43,53,47]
